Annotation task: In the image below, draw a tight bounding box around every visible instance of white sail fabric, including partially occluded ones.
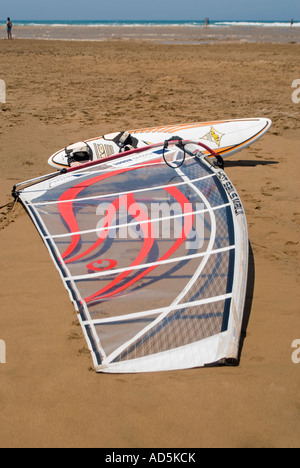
[16,143,248,373]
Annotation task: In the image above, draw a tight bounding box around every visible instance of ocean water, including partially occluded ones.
[6,19,300,28]
[3,19,299,44]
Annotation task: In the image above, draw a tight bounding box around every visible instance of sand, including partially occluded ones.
[0,36,299,448]
[3,23,300,44]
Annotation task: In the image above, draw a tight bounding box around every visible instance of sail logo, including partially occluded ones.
[0,339,6,364]
[217,172,244,216]
[0,80,6,104]
[291,339,300,364]
[291,79,300,104]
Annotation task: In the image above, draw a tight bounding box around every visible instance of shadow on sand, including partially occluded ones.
[225,159,278,168]
[237,241,255,362]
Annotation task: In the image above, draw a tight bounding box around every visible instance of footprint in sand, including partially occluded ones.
[292,213,300,225]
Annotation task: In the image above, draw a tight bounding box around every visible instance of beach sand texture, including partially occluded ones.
[0,37,299,448]
[2,22,300,43]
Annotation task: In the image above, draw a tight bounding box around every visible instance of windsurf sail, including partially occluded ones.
[13,140,248,373]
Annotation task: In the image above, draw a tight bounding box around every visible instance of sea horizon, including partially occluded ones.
[2,19,300,43]
[3,19,300,27]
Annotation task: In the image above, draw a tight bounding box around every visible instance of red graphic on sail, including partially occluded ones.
[57,164,194,303]
[84,186,194,303]
[87,259,118,272]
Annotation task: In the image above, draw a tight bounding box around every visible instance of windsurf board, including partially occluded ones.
[48,118,272,169]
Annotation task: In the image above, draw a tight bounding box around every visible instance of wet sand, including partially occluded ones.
[1,23,300,44]
[0,37,299,448]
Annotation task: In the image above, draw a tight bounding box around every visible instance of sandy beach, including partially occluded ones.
[2,23,300,44]
[0,32,299,448]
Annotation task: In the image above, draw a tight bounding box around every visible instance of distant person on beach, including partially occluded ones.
[290,19,294,26]
[6,17,12,39]
[204,17,210,28]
